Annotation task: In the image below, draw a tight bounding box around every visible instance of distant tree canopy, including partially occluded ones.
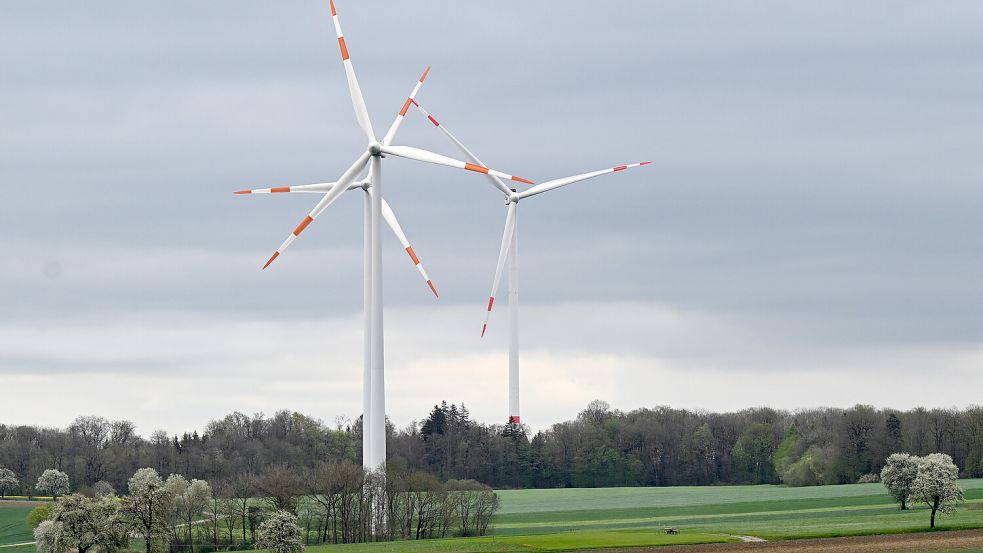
[2,403,983,494]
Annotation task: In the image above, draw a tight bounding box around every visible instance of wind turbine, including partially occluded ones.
[235,0,532,472]
[409,100,650,426]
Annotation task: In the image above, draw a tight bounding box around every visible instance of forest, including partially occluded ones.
[2,401,982,497]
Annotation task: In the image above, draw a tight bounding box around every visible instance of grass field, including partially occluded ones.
[0,500,42,553]
[490,479,983,540]
[302,479,983,552]
[3,481,983,552]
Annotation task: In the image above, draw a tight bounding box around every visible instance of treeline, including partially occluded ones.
[2,402,983,496]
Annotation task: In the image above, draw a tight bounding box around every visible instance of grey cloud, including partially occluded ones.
[2,0,983,429]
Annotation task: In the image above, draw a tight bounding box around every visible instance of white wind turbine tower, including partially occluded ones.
[409,100,650,426]
[236,0,532,472]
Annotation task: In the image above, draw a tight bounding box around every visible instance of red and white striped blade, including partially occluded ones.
[482,201,517,337]
[382,66,430,147]
[381,198,438,297]
[262,151,371,269]
[234,182,339,195]
[330,0,375,142]
[410,100,513,196]
[518,162,652,200]
[381,145,534,185]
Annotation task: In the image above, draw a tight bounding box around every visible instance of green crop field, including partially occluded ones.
[305,479,983,552]
[0,501,41,553]
[492,479,983,539]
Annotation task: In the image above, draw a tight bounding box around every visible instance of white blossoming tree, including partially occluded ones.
[881,453,919,510]
[36,469,70,501]
[0,466,18,499]
[911,453,964,528]
[44,494,129,553]
[256,510,304,553]
[34,520,62,553]
[175,478,212,550]
[122,468,174,553]
[92,481,116,498]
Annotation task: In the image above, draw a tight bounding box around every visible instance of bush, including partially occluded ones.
[26,504,51,528]
[255,510,303,553]
[857,473,880,484]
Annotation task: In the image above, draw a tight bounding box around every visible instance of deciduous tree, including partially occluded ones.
[256,510,304,553]
[175,478,212,551]
[732,423,776,484]
[911,453,964,528]
[0,466,18,498]
[34,520,62,553]
[121,468,173,553]
[881,453,919,510]
[46,494,129,553]
[36,469,70,500]
[91,481,115,498]
[253,464,302,513]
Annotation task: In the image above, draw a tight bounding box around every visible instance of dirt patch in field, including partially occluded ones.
[0,501,45,508]
[574,529,983,553]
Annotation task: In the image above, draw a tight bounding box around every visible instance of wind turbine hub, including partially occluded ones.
[368,141,383,156]
[508,192,520,204]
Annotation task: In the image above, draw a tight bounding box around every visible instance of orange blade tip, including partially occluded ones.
[420,66,431,82]
[513,176,534,185]
[293,215,314,236]
[262,251,279,270]
[481,324,487,338]
[234,190,251,194]
[427,280,438,298]
[640,161,653,165]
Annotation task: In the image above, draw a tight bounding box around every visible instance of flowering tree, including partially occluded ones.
[36,469,70,500]
[92,481,116,498]
[175,478,212,550]
[911,453,964,528]
[44,494,129,553]
[256,510,304,553]
[881,453,919,510]
[121,468,174,553]
[34,520,62,553]
[0,466,18,498]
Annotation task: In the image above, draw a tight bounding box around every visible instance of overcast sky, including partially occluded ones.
[2,1,982,437]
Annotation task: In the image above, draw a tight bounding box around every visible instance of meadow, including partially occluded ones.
[304,479,983,552]
[0,501,40,553]
[3,480,983,552]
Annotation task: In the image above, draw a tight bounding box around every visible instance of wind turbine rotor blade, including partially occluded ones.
[380,198,438,297]
[381,145,534,185]
[234,182,347,195]
[382,66,430,147]
[329,0,375,142]
[410,100,513,196]
[262,151,371,269]
[482,202,517,337]
[518,161,652,200]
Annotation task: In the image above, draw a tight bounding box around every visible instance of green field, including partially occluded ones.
[3,481,983,552]
[491,479,983,539]
[0,501,41,553]
[304,479,983,552]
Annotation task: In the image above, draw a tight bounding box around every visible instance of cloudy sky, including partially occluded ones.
[2,1,982,436]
